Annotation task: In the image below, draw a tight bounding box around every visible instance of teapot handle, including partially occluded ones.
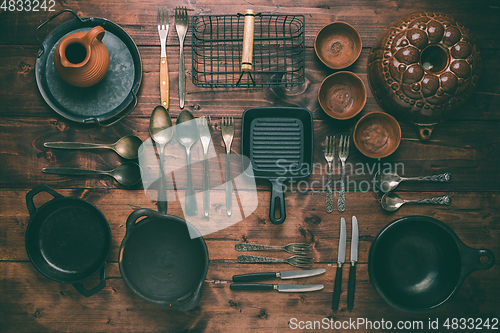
[83,26,106,44]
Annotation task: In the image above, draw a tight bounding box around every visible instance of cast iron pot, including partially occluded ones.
[368,216,494,313]
[25,184,111,297]
[119,208,209,311]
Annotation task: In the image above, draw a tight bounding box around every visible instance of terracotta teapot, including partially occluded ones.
[367,12,482,140]
[54,26,109,88]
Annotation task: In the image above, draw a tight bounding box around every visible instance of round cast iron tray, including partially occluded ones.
[35,9,142,126]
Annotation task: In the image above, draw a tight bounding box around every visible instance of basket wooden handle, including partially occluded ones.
[241,9,255,72]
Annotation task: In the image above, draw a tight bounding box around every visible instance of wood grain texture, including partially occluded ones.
[1,0,500,332]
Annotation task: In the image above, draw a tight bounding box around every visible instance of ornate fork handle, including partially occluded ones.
[338,161,346,212]
[235,244,281,251]
[404,172,452,182]
[408,195,452,205]
[237,255,283,264]
[326,163,334,213]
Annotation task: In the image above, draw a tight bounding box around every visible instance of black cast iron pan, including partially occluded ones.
[241,107,314,224]
[369,216,495,313]
[35,9,142,126]
[25,184,111,297]
[119,203,209,311]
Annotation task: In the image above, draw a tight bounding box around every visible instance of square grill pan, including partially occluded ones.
[241,107,313,224]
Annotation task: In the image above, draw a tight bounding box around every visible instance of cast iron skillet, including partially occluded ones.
[35,9,142,126]
[25,184,111,297]
[119,205,209,311]
[369,216,495,313]
[241,107,314,224]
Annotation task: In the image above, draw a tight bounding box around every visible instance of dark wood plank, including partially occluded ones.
[1,261,499,332]
[1,47,500,119]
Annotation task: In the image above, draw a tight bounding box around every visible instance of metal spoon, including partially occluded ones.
[381,192,452,211]
[44,135,143,160]
[374,171,452,192]
[176,110,198,216]
[149,105,173,214]
[42,162,142,187]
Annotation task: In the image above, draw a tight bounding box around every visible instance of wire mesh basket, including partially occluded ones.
[191,13,305,88]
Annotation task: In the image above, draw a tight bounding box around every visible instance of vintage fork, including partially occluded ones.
[237,255,314,269]
[221,117,235,216]
[157,7,169,108]
[198,116,213,218]
[235,243,312,255]
[174,7,188,109]
[324,136,335,213]
[337,135,350,212]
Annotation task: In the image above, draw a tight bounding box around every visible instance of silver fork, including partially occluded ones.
[324,136,335,213]
[235,243,312,255]
[237,255,314,269]
[175,7,188,109]
[221,117,235,216]
[157,7,169,108]
[198,116,213,218]
[337,135,350,212]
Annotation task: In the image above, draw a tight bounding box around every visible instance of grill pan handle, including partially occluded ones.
[25,184,64,216]
[269,178,286,225]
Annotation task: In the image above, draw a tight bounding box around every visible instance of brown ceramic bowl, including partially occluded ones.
[353,112,401,159]
[314,22,362,69]
[318,72,366,120]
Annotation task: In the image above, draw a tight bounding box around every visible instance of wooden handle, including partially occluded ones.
[160,56,169,109]
[241,9,255,72]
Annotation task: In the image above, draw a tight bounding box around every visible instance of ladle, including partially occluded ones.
[149,105,173,214]
[44,135,143,160]
[176,110,198,216]
[374,171,451,192]
[380,192,452,212]
[42,162,142,187]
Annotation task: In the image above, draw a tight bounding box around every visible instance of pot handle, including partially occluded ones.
[269,178,286,225]
[170,278,204,311]
[83,83,139,127]
[72,263,107,297]
[125,208,161,234]
[83,26,105,44]
[35,9,84,58]
[26,184,64,216]
[461,246,495,276]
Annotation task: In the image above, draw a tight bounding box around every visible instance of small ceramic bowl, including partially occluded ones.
[314,22,362,69]
[318,72,366,120]
[353,112,401,159]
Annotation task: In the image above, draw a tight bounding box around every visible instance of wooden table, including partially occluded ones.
[1,1,499,332]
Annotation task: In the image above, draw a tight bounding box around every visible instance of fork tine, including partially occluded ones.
[346,135,350,153]
[330,135,334,156]
[324,136,328,155]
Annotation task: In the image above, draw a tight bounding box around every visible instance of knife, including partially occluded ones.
[348,216,359,310]
[232,268,326,282]
[332,217,346,310]
[230,283,324,292]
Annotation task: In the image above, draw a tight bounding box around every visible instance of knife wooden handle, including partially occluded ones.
[232,272,277,282]
[332,264,343,310]
[230,283,274,291]
[347,263,356,310]
[160,56,169,109]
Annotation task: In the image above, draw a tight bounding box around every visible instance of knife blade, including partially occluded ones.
[230,283,324,292]
[348,216,359,310]
[332,217,346,310]
[232,268,326,282]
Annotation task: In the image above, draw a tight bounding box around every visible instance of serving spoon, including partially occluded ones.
[176,110,198,216]
[374,171,451,192]
[149,105,173,214]
[381,192,452,212]
[43,162,142,187]
[44,135,143,160]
